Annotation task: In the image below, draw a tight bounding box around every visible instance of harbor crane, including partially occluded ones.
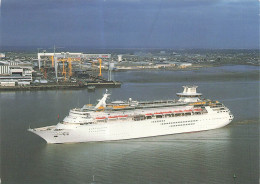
[68,57,72,77]
[98,58,102,76]
[59,57,73,81]
[51,56,54,67]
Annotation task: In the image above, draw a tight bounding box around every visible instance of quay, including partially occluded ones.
[85,81,121,88]
[0,81,121,91]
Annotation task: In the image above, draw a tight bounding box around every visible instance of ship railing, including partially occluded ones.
[63,121,94,125]
[132,109,205,121]
[54,128,63,131]
[95,108,209,123]
[79,122,94,125]
[210,105,224,108]
[95,115,131,123]
[32,125,56,131]
[139,99,176,105]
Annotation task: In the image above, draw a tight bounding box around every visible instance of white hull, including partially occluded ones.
[29,109,232,144]
[28,86,234,144]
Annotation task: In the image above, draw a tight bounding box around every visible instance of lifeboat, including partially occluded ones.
[184,109,192,112]
[118,115,128,118]
[108,116,118,119]
[174,110,183,113]
[96,117,106,120]
[162,111,172,114]
[154,112,163,115]
[193,109,202,111]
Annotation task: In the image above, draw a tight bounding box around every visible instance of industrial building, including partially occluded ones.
[0,61,33,86]
[82,54,111,59]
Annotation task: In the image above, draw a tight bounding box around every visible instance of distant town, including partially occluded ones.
[0,49,258,90]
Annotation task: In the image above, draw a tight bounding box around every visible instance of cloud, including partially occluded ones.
[1,0,258,49]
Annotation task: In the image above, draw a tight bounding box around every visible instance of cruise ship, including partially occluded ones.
[28,86,234,143]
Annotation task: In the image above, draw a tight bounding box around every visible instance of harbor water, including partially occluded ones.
[0,65,259,184]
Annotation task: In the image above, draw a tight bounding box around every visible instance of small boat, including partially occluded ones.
[87,86,96,91]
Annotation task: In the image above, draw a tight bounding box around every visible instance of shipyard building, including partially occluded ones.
[0,61,33,86]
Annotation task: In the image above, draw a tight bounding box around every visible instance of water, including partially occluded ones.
[1,65,259,184]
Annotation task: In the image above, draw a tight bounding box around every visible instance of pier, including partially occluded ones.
[85,81,121,88]
[0,81,121,91]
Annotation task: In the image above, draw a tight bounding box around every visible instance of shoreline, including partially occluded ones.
[114,63,259,72]
[0,81,121,91]
[0,64,258,91]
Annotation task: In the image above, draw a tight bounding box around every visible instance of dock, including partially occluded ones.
[0,81,121,91]
[85,81,121,88]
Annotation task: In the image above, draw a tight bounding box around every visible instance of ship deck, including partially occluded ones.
[83,99,188,112]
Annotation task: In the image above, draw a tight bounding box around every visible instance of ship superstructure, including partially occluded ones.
[28,86,234,143]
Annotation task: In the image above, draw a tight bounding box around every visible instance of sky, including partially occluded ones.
[0,0,259,49]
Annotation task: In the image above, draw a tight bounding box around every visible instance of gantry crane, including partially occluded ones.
[51,56,54,67]
[68,57,72,77]
[98,58,102,76]
[57,57,73,81]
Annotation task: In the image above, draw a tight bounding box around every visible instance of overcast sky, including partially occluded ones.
[0,0,259,49]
